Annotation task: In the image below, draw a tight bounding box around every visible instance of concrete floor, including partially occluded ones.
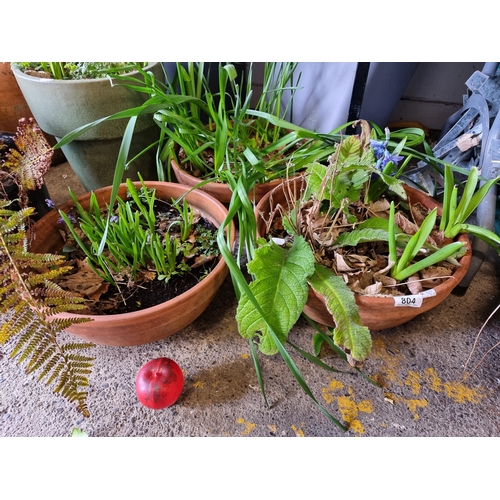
[1,162,500,437]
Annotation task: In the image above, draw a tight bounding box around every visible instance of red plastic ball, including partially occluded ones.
[136,357,184,410]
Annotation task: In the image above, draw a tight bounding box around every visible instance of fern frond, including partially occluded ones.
[16,328,45,363]
[0,204,95,417]
[47,317,93,330]
[26,343,56,374]
[61,342,96,352]
[2,306,39,345]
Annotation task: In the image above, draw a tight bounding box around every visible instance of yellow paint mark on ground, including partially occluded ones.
[291,424,305,437]
[369,337,402,385]
[336,388,373,435]
[193,381,205,389]
[423,367,442,392]
[385,392,428,420]
[268,424,277,433]
[241,353,249,359]
[321,381,374,434]
[338,396,361,429]
[358,400,374,413]
[367,337,490,423]
[237,418,256,436]
[321,379,345,404]
[424,368,487,404]
[405,371,421,395]
[405,398,428,419]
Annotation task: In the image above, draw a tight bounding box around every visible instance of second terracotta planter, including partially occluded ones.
[171,156,288,205]
[255,176,472,331]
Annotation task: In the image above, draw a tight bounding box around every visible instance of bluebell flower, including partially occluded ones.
[371,133,404,171]
[110,215,119,224]
[380,149,404,169]
[370,140,387,160]
[57,213,77,224]
[45,198,56,209]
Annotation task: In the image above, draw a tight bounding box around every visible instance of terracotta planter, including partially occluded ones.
[28,181,235,346]
[255,176,472,331]
[12,63,165,191]
[171,156,287,204]
[0,63,34,132]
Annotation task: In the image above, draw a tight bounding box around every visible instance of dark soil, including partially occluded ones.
[96,258,219,315]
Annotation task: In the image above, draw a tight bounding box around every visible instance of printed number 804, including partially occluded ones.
[400,297,417,305]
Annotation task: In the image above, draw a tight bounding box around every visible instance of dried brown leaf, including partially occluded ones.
[406,275,423,294]
[367,199,390,218]
[395,211,419,235]
[420,266,452,288]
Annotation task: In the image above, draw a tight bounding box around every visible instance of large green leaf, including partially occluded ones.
[236,237,315,355]
[335,227,389,247]
[305,162,370,209]
[308,264,372,362]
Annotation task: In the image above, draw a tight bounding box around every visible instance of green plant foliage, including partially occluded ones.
[12,62,146,80]
[304,161,371,212]
[308,264,372,362]
[0,201,94,417]
[71,427,88,437]
[236,236,315,354]
[241,122,481,367]
[440,163,500,250]
[335,226,391,247]
[59,176,219,286]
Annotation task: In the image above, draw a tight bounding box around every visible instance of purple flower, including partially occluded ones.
[110,215,119,224]
[45,198,56,209]
[380,149,404,169]
[370,140,386,160]
[57,213,77,224]
[371,136,404,171]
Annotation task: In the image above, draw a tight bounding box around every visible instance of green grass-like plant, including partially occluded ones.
[439,163,500,249]
[58,176,218,286]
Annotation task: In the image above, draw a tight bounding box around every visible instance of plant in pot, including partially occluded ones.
[219,120,500,429]
[44,65,459,429]
[51,62,338,269]
[161,62,315,201]
[30,175,235,347]
[10,62,166,191]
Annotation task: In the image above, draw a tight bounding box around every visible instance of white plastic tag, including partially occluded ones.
[393,289,436,308]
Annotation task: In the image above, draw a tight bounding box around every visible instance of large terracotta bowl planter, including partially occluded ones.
[255,176,472,331]
[28,181,235,346]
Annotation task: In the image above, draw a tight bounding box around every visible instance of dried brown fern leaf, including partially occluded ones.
[2,117,53,191]
[0,201,95,417]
